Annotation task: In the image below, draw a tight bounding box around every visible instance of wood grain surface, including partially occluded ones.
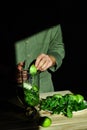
[39,90,87,130]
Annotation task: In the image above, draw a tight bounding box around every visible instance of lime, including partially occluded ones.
[40,116,52,127]
[29,64,37,75]
[69,94,78,101]
[69,94,84,103]
[53,93,62,99]
[75,94,84,103]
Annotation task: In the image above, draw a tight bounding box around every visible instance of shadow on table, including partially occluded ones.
[0,97,41,130]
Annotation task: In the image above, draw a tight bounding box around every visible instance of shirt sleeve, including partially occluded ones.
[47,24,65,72]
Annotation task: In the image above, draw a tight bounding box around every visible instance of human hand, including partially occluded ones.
[17,62,24,71]
[16,70,28,84]
[16,62,28,83]
[35,54,56,71]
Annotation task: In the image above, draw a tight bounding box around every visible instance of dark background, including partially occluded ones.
[0,6,87,100]
[0,3,87,130]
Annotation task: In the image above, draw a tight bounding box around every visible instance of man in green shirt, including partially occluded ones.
[15,24,65,93]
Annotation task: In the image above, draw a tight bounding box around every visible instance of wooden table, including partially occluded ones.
[1,90,87,130]
[39,90,87,130]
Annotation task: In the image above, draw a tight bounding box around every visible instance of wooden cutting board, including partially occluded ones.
[39,90,87,130]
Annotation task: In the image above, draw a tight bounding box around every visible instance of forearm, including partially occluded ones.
[47,25,65,71]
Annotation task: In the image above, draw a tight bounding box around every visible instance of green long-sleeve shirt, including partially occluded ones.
[14,24,65,93]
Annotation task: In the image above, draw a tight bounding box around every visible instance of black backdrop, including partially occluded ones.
[0,5,87,130]
[0,7,87,100]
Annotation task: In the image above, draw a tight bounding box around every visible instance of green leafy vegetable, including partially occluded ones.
[39,93,87,118]
[24,87,39,106]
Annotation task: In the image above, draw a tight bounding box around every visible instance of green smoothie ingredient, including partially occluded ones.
[39,116,52,127]
[40,93,87,118]
[24,87,39,106]
[29,64,37,75]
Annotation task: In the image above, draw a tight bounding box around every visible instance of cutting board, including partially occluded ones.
[39,90,87,130]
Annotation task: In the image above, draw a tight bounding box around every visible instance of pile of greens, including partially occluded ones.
[24,86,39,106]
[39,93,87,118]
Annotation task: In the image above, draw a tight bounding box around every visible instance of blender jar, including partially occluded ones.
[23,71,40,107]
[16,67,40,107]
